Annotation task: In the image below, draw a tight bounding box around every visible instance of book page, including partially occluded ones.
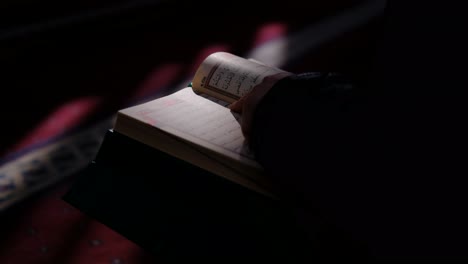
[198,92,230,107]
[119,88,257,164]
[192,52,287,103]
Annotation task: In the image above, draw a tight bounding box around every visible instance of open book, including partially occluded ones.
[114,52,289,196]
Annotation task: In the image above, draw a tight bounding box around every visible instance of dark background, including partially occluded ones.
[1,0,378,157]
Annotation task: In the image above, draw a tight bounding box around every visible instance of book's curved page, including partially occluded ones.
[192,52,288,103]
